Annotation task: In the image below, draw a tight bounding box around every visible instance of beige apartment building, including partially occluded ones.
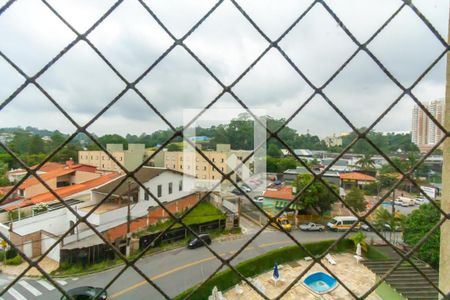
[164,144,253,183]
[412,99,446,153]
[78,144,146,173]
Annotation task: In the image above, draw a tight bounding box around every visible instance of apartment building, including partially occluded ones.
[412,99,445,153]
[78,144,146,173]
[164,144,253,184]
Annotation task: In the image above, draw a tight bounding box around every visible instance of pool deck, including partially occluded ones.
[224,253,382,300]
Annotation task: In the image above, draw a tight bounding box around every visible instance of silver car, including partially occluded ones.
[299,222,325,232]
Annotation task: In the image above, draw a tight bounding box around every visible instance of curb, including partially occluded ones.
[50,232,243,278]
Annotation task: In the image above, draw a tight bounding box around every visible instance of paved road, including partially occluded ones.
[0,228,394,300]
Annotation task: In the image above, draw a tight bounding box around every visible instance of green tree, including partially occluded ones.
[266,156,279,173]
[167,143,182,152]
[277,157,298,171]
[293,173,338,215]
[267,144,282,158]
[403,203,440,268]
[355,153,375,171]
[350,231,367,252]
[378,174,397,188]
[0,161,10,187]
[345,186,367,212]
[98,134,128,148]
[8,131,31,154]
[28,135,46,154]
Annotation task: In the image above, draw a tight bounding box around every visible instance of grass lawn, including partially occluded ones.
[174,241,389,300]
[136,202,225,236]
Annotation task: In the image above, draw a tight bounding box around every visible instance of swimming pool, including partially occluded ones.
[303,272,338,294]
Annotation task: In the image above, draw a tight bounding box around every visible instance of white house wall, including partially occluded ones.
[138,171,196,208]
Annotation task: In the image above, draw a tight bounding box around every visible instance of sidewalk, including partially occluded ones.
[1,257,59,277]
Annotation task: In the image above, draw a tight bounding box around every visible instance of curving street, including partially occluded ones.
[0,227,395,300]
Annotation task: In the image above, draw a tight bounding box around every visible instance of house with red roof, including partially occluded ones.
[262,185,302,211]
[1,166,198,264]
[339,172,376,189]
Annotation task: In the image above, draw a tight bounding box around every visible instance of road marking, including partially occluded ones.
[110,241,292,299]
[7,288,27,300]
[109,255,220,299]
[19,281,42,296]
[37,280,55,290]
[258,240,291,248]
[56,279,67,286]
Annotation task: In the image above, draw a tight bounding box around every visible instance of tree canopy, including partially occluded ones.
[293,173,338,215]
[345,186,367,212]
[403,203,440,268]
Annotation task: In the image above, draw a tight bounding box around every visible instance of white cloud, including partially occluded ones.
[0,0,447,137]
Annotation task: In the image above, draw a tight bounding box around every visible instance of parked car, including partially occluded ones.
[187,234,212,249]
[61,286,107,300]
[241,185,252,193]
[360,223,373,231]
[268,213,292,232]
[253,196,264,202]
[394,199,403,206]
[231,188,242,195]
[415,197,429,205]
[382,223,402,232]
[299,222,325,232]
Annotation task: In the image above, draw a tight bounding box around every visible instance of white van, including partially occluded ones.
[327,216,360,231]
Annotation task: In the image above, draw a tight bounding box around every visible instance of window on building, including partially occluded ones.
[221,167,224,172]
[168,182,173,194]
[144,191,149,201]
[212,176,215,180]
[157,185,162,197]
[221,158,224,163]
[180,165,183,169]
[212,158,215,162]
[173,164,176,168]
[179,180,182,191]
[203,166,206,171]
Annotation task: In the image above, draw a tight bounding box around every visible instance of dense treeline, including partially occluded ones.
[0,116,419,185]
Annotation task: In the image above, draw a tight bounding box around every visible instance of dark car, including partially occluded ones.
[61,286,107,300]
[187,234,211,249]
[231,188,242,195]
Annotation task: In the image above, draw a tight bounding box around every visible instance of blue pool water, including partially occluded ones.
[303,272,338,294]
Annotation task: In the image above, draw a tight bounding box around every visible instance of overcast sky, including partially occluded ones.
[0,0,448,138]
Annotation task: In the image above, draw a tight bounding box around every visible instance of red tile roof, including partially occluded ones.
[29,173,118,204]
[263,186,295,201]
[19,168,76,189]
[31,162,65,172]
[339,172,376,182]
[4,173,119,210]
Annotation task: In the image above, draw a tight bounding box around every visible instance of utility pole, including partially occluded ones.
[126,180,131,257]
